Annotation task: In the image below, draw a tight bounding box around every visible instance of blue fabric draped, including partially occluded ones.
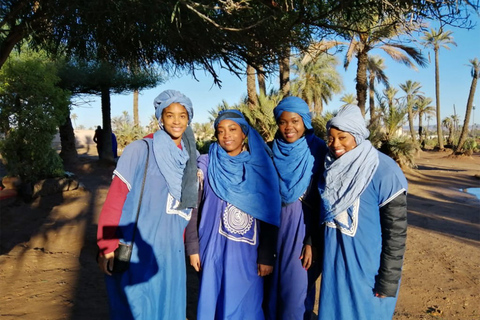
[153,129,189,201]
[319,105,379,222]
[272,133,323,204]
[207,110,281,226]
[273,96,313,130]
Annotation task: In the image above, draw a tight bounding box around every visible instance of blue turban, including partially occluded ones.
[207,109,281,226]
[273,96,312,130]
[153,90,194,124]
[326,105,369,144]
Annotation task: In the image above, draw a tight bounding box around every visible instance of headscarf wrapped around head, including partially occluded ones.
[273,96,313,130]
[326,105,369,144]
[152,90,198,209]
[272,96,326,204]
[208,109,281,226]
[154,89,194,124]
[319,105,379,222]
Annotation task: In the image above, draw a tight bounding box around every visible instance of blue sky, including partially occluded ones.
[73,18,480,130]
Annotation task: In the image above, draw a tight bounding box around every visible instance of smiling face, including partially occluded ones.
[277,111,306,143]
[161,102,189,145]
[216,119,246,156]
[327,127,357,158]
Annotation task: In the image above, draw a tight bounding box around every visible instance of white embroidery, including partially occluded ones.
[219,204,257,245]
[166,193,192,221]
[379,188,406,207]
[325,198,360,237]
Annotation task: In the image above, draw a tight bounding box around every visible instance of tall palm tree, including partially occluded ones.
[344,17,427,117]
[291,53,343,116]
[399,80,423,142]
[421,28,456,150]
[379,87,406,139]
[456,57,479,152]
[133,89,139,126]
[247,64,258,109]
[367,56,388,125]
[414,96,435,147]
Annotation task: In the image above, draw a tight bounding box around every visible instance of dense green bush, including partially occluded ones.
[0,52,70,183]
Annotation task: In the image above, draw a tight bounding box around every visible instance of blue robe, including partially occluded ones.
[105,139,192,320]
[197,154,265,320]
[318,152,407,320]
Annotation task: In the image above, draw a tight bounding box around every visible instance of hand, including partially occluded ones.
[375,292,387,298]
[300,245,313,270]
[257,264,273,277]
[97,251,115,276]
[189,254,201,272]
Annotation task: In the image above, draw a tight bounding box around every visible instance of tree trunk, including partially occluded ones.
[418,113,424,147]
[355,50,368,117]
[434,48,444,149]
[133,89,139,126]
[455,75,477,152]
[407,98,416,142]
[247,64,258,110]
[257,66,266,97]
[100,86,114,162]
[279,47,291,97]
[59,113,78,167]
[369,73,376,125]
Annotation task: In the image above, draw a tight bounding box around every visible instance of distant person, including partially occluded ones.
[111,132,118,159]
[263,97,328,320]
[93,126,104,159]
[318,105,408,320]
[97,90,198,319]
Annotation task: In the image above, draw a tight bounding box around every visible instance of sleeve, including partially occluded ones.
[257,221,279,266]
[185,184,203,256]
[96,176,129,255]
[374,192,408,297]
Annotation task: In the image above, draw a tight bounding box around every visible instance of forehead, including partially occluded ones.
[217,119,241,129]
[278,111,302,121]
[163,103,188,114]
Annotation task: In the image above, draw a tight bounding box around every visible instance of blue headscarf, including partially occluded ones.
[152,90,198,209]
[273,96,313,130]
[272,96,322,204]
[319,105,379,222]
[208,110,281,226]
[153,89,194,124]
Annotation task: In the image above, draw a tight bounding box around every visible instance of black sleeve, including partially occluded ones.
[184,184,203,256]
[257,221,279,266]
[374,192,408,297]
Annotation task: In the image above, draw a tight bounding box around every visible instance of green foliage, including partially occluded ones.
[379,138,419,169]
[460,138,478,155]
[0,52,70,182]
[112,111,147,150]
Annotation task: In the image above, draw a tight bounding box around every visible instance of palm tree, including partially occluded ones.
[455,58,479,153]
[367,56,388,125]
[133,89,139,126]
[379,87,406,139]
[340,93,357,107]
[247,64,258,109]
[399,80,423,142]
[70,113,78,129]
[442,116,454,146]
[414,96,435,147]
[421,28,457,150]
[343,17,427,117]
[291,53,343,116]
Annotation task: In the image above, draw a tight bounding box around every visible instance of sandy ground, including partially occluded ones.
[0,146,479,320]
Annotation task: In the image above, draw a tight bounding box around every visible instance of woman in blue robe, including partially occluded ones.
[263,97,327,320]
[97,90,198,320]
[318,105,408,320]
[186,110,281,320]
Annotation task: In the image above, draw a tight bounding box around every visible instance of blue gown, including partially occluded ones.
[197,154,265,320]
[318,152,408,320]
[104,139,192,320]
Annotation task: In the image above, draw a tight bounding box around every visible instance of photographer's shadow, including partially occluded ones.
[102,224,159,318]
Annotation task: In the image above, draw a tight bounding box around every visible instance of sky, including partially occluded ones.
[72,18,480,130]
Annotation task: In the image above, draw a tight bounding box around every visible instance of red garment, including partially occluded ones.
[97,176,129,255]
